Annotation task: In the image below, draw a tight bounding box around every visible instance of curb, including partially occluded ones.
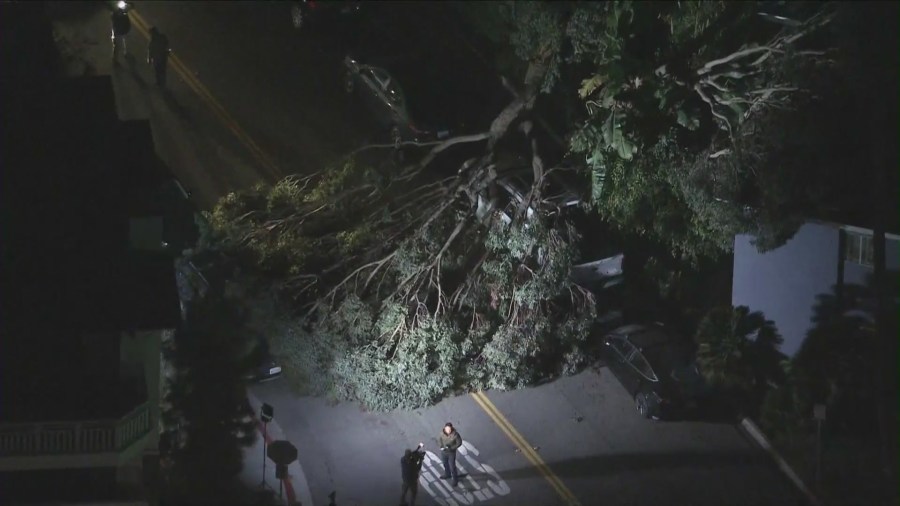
[256,420,297,505]
[247,389,316,506]
[739,417,822,506]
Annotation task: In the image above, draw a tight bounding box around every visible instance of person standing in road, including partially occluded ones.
[110,2,131,64]
[400,442,425,506]
[439,422,462,487]
[147,27,170,88]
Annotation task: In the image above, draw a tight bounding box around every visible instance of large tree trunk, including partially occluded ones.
[488,61,547,149]
[871,110,897,486]
[869,6,899,486]
[841,2,898,485]
[871,159,893,482]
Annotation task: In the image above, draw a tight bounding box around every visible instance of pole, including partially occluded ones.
[815,418,822,486]
[260,421,268,488]
[279,477,283,501]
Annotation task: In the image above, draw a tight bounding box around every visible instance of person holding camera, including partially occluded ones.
[400,442,425,506]
[439,422,462,487]
[110,2,131,64]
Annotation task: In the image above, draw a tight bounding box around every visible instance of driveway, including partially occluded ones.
[251,368,803,506]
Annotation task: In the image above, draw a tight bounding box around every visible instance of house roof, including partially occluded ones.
[1,73,180,335]
[0,7,181,420]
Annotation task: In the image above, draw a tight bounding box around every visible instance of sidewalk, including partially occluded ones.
[244,388,316,506]
[46,0,271,211]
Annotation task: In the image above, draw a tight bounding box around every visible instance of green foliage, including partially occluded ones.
[230,210,597,412]
[759,276,898,437]
[500,1,837,260]
[336,222,374,257]
[303,158,379,206]
[694,305,783,413]
[333,315,463,410]
[758,366,811,442]
[159,295,257,505]
[245,295,342,397]
[596,136,730,262]
[661,1,729,47]
[508,1,567,92]
[473,322,545,390]
[321,293,375,346]
[200,159,386,283]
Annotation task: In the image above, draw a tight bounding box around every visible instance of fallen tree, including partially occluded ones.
[195,1,839,411]
[198,49,599,410]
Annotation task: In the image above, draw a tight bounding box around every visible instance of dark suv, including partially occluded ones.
[601,323,709,420]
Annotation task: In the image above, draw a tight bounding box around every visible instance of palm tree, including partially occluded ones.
[694,305,783,414]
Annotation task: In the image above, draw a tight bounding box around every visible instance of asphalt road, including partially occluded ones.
[48,0,404,209]
[50,1,508,211]
[134,0,362,174]
[252,368,802,506]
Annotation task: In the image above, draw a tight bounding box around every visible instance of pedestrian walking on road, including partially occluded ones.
[147,27,170,88]
[439,422,462,487]
[400,442,425,506]
[110,1,132,64]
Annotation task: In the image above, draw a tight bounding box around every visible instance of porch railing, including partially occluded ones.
[0,402,151,457]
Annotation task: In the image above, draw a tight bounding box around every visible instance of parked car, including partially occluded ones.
[343,56,452,147]
[246,338,282,382]
[475,167,583,225]
[600,323,709,420]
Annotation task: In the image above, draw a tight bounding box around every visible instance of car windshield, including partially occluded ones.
[607,335,632,359]
[628,351,659,382]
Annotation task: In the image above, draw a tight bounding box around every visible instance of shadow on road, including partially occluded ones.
[160,89,195,125]
[497,450,770,481]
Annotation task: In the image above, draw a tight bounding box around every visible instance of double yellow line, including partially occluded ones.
[128,9,281,180]
[470,391,581,506]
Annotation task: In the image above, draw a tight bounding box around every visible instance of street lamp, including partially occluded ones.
[259,403,274,488]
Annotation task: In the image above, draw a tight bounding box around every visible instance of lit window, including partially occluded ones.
[845,232,874,267]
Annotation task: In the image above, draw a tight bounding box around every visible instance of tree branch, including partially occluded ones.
[416,132,492,170]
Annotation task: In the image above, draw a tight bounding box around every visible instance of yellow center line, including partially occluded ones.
[471,391,582,506]
[128,9,281,181]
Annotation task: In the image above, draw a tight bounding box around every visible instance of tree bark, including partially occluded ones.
[488,61,548,149]
[870,109,896,485]
[855,1,900,485]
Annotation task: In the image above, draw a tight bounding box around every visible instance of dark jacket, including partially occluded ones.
[439,429,462,453]
[400,449,424,483]
[111,11,131,36]
[148,32,169,64]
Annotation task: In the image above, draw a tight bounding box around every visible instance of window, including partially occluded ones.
[372,69,391,89]
[628,352,659,382]
[845,231,874,267]
[386,85,402,105]
[606,335,637,361]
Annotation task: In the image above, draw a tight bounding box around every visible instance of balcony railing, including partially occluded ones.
[0,402,152,457]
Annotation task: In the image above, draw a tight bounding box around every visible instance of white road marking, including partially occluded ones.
[419,440,512,506]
